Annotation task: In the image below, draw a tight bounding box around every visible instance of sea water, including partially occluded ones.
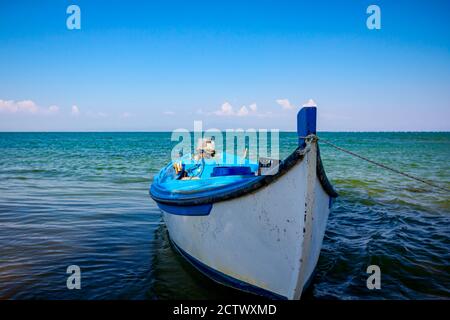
[0,132,448,299]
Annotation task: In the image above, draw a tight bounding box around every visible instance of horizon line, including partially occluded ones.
[0,130,449,133]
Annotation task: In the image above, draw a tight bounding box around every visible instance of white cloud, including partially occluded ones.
[17,100,39,113]
[0,99,39,113]
[276,98,294,110]
[163,111,175,115]
[214,102,234,116]
[303,99,317,107]
[236,105,249,116]
[71,105,80,116]
[0,100,15,113]
[0,99,61,116]
[0,99,117,120]
[212,102,259,117]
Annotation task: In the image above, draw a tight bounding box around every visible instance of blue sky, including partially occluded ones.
[0,0,449,131]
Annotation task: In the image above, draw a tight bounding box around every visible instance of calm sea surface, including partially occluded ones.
[0,132,449,300]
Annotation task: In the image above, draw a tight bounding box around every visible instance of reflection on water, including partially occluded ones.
[0,132,449,299]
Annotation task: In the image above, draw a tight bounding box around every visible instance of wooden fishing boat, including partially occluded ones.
[150,106,337,299]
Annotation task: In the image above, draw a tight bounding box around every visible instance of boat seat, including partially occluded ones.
[211,166,254,177]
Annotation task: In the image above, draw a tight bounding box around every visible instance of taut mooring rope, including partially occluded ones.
[303,136,449,193]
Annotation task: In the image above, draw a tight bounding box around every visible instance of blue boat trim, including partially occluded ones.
[169,237,288,300]
[157,202,212,216]
[297,106,317,147]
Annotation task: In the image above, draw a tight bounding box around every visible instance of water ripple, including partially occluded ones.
[0,132,448,299]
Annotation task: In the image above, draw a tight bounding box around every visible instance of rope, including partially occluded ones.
[300,135,449,193]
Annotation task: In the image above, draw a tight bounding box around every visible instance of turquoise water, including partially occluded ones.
[0,132,449,299]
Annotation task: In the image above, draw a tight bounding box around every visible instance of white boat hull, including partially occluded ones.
[161,142,332,299]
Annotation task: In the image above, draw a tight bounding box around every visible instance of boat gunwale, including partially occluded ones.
[150,143,338,206]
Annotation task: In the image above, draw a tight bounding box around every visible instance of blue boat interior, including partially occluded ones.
[153,152,261,196]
